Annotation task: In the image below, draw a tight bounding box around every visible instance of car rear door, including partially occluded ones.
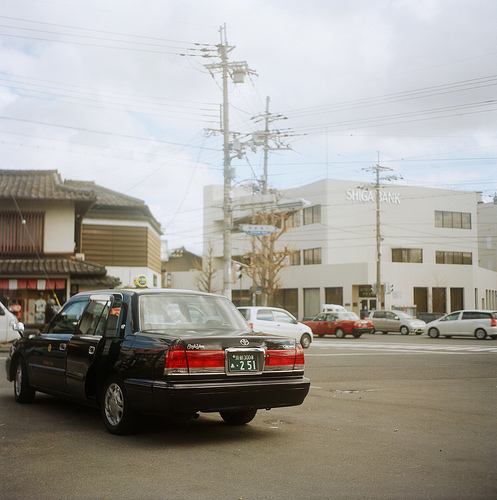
[25,298,88,393]
[66,293,123,400]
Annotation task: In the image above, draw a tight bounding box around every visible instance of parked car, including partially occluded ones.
[5,289,310,434]
[237,306,313,348]
[365,310,426,335]
[303,311,373,338]
[417,312,445,324]
[426,310,497,340]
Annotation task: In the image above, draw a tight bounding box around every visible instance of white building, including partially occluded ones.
[174,179,497,320]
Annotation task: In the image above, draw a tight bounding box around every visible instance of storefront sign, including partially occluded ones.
[346,189,400,204]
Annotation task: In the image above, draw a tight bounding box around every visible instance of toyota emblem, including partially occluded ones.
[240,339,250,346]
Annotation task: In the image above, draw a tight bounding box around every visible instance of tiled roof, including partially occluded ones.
[0,258,107,276]
[64,180,145,207]
[0,170,96,201]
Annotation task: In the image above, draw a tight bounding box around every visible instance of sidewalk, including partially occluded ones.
[1,342,12,352]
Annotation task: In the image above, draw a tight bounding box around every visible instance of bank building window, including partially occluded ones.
[303,247,322,265]
[436,251,472,265]
[392,248,423,263]
[435,210,471,229]
[303,205,321,226]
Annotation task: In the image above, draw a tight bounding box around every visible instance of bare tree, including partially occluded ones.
[194,242,220,294]
[241,208,296,306]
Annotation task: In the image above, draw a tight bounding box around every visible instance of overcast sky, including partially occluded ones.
[1,0,496,253]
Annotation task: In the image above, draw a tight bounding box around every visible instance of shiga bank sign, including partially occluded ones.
[346,189,401,204]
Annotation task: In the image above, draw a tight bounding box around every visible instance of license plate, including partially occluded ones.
[228,352,259,372]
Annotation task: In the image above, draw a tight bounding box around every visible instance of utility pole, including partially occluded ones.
[374,157,382,310]
[367,154,399,310]
[204,25,255,300]
[251,97,290,194]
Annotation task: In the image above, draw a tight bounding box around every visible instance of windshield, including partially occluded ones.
[395,311,413,319]
[139,293,250,335]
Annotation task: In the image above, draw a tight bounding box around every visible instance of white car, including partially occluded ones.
[237,306,313,348]
[426,310,497,340]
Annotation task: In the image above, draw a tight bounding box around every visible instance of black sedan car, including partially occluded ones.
[6,289,310,434]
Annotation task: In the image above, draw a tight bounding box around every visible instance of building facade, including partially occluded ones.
[198,179,497,320]
[0,170,162,327]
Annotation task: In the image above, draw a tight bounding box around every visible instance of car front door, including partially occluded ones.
[437,312,461,335]
[66,293,123,400]
[25,298,89,393]
[272,309,300,338]
[308,313,327,336]
[384,312,399,332]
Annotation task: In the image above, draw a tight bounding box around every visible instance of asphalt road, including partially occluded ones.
[1,334,496,500]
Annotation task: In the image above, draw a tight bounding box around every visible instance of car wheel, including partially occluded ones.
[335,328,346,338]
[14,358,35,404]
[101,375,137,435]
[300,333,311,349]
[428,328,439,339]
[400,326,409,335]
[220,409,257,425]
[475,328,487,340]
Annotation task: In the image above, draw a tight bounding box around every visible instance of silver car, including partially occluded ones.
[426,310,497,340]
[365,310,426,335]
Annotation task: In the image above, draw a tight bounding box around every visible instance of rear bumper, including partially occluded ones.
[128,376,310,415]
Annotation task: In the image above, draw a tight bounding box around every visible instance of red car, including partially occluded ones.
[304,312,373,338]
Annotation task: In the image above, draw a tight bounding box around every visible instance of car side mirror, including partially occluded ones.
[13,322,25,337]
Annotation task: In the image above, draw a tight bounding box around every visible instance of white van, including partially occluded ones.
[0,302,22,343]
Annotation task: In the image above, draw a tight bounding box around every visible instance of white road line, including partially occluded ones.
[309,341,497,354]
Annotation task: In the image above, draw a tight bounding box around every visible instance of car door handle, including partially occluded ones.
[60,343,67,351]
[88,346,96,355]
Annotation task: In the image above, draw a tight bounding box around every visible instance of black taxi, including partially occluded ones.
[5,289,310,434]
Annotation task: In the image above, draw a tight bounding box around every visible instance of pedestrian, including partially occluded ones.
[44,298,57,324]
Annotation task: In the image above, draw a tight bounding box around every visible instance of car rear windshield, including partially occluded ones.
[139,294,250,335]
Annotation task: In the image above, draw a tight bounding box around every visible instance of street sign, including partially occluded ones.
[239,224,278,235]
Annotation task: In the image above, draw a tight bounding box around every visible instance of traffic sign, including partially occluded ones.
[239,224,278,235]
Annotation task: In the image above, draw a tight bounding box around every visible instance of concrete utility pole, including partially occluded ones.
[205,25,255,300]
[251,97,290,195]
[369,154,398,310]
[374,159,382,310]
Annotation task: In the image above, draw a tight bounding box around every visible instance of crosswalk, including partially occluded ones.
[307,340,497,355]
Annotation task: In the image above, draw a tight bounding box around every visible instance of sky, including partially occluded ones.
[1,0,496,254]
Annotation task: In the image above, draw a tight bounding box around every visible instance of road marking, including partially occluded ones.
[308,341,497,354]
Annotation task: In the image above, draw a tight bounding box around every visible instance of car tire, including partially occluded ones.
[428,328,439,339]
[300,333,311,349]
[400,326,409,335]
[475,328,487,340]
[220,409,257,425]
[335,328,346,339]
[14,358,36,404]
[101,375,137,435]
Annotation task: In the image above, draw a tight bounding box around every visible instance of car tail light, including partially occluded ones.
[186,351,225,373]
[491,317,497,327]
[248,323,254,329]
[165,345,226,375]
[164,344,188,375]
[265,344,305,371]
